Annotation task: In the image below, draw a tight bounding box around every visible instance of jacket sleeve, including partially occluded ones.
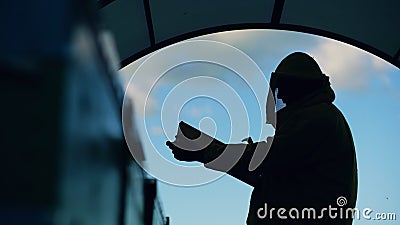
[224,142,264,187]
[203,141,268,187]
[221,114,336,187]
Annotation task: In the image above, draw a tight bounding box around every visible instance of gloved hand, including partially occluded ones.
[166,141,205,162]
[166,140,226,163]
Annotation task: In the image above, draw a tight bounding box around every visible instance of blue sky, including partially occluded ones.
[120,30,399,225]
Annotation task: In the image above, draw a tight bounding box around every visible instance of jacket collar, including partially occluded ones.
[276,86,335,128]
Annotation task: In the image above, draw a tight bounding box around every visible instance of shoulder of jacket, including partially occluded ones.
[296,102,340,124]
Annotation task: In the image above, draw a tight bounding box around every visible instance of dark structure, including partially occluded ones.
[99,0,399,68]
[1,1,168,225]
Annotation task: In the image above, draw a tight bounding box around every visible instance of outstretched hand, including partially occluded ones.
[166,141,204,162]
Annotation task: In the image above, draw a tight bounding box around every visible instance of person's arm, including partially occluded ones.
[166,114,329,186]
[166,139,270,187]
[212,142,262,187]
[225,113,336,186]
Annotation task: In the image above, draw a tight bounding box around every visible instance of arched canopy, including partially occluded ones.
[99,0,400,68]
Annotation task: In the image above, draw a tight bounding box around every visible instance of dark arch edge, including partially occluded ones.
[120,23,400,69]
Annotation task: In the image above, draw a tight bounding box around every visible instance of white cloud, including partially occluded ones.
[120,54,159,117]
[310,40,369,90]
[193,30,321,73]
[372,56,392,71]
[124,85,157,117]
[196,30,396,92]
[310,38,393,91]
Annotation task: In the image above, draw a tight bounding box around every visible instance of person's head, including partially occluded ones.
[270,52,328,105]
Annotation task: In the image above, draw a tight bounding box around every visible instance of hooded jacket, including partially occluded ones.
[227,85,358,225]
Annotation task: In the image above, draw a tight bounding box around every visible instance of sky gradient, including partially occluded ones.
[121,30,399,225]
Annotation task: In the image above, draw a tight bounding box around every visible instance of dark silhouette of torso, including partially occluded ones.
[227,86,357,225]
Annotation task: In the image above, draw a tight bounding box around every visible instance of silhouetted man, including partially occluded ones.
[167,52,358,225]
